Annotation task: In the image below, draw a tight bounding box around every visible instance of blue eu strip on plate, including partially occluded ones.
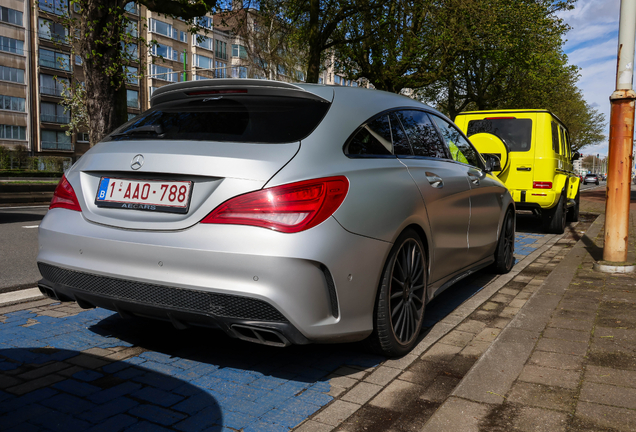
[97,178,110,201]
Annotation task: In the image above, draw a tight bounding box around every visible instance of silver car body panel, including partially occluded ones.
[38,209,389,341]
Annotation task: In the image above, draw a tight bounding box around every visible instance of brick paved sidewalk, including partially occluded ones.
[417,213,636,431]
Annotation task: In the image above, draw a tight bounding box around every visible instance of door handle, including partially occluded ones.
[467,172,480,186]
[425,172,444,188]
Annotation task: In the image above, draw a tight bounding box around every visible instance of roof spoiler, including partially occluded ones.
[150,79,331,107]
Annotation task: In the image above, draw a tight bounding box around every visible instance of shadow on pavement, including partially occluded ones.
[0,210,46,224]
[0,347,224,431]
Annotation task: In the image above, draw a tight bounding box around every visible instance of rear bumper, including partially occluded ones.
[37,208,391,345]
[511,189,558,210]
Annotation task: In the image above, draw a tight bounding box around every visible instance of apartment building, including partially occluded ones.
[0,0,29,154]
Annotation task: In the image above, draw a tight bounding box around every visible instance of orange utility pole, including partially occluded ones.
[604,0,636,263]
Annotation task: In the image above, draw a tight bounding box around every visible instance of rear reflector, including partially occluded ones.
[187,89,248,96]
[201,176,349,233]
[50,175,81,212]
[533,181,553,189]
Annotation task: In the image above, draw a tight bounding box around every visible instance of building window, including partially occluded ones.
[41,130,72,151]
[194,34,213,51]
[73,2,81,12]
[40,74,69,96]
[0,125,26,140]
[0,66,25,84]
[318,77,323,84]
[232,44,247,59]
[0,6,23,26]
[125,21,138,38]
[197,16,213,29]
[0,95,25,112]
[150,43,179,61]
[39,49,71,71]
[126,89,139,108]
[127,113,137,121]
[120,42,138,60]
[0,36,24,55]
[215,40,227,60]
[39,18,69,43]
[193,53,213,69]
[150,64,179,82]
[124,2,139,15]
[214,61,226,78]
[180,31,187,43]
[75,55,82,65]
[41,102,70,124]
[149,18,178,40]
[38,0,68,16]
[77,132,89,142]
[232,66,247,79]
[125,66,138,85]
[149,86,158,96]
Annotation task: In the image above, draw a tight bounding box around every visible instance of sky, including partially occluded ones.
[558,0,622,157]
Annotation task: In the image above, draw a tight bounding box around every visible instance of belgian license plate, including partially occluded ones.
[95,177,193,214]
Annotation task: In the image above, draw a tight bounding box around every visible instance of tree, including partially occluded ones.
[53,0,219,146]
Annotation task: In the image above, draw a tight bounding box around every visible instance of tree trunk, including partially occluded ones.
[81,0,128,146]
[305,0,321,83]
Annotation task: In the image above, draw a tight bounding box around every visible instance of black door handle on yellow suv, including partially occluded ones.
[517,166,532,171]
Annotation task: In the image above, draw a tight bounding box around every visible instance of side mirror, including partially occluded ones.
[484,154,502,173]
[572,151,581,161]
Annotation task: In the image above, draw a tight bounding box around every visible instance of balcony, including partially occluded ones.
[40,86,66,97]
[39,58,70,72]
[41,140,72,151]
[41,114,70,124]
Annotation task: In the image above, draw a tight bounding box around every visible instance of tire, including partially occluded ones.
[543,194,567,234]
[492,209,515,274]
[369,229,427,357]
[567,190,580,222]
[583,181,587,185]
[596,181,599,185]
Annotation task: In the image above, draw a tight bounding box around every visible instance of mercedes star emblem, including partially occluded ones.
[130,154,144,170]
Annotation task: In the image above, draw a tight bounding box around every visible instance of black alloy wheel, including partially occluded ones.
[371,229,427,356]
[493,209,515,274]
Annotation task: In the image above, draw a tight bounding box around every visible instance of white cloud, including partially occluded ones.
[567,39,616,66]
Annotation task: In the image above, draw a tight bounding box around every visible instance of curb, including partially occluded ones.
[0,288,45,306]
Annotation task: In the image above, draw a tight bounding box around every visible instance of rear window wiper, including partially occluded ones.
[111,124,163,137]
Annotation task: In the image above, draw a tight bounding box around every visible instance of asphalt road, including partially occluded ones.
[0,205,48,292]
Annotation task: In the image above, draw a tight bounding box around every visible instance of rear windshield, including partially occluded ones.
[466,118,532,152]
[104,95,331,143]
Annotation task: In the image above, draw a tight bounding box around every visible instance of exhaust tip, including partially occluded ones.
[231,324,291,347]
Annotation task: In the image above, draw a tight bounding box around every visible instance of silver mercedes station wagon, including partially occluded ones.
[37,79,515,356]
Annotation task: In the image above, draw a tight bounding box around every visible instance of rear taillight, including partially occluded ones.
[201,176,349,233]
[533,181,553,189]
[49,175,81,212]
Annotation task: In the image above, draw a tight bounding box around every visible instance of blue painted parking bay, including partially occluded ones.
[0,232,547,432]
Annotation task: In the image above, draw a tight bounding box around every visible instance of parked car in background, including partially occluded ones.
[37,79,515,356]
[584,173,600,185]
[455,109,580,234]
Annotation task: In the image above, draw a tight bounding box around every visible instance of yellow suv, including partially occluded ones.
[454,110,580,234]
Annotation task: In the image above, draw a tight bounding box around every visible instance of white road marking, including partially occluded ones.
[22,225,39,228]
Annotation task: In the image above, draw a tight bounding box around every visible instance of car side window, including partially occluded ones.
[393,110,447,158]
[388,113,412,156]
[345,115,394,157]
[559,126,567,157]
[551,122,560,154]
[430,115,482,167]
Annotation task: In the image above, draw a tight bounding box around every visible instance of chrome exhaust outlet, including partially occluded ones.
[231,324,291,347]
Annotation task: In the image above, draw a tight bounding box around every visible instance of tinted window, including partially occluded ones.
[551,122,560,154]
[466,118,532,152]
[394,110,446,158]
[431,116,482,167]
[388,113,412,156]
[105,96,331,144]
[346,114,394,157]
